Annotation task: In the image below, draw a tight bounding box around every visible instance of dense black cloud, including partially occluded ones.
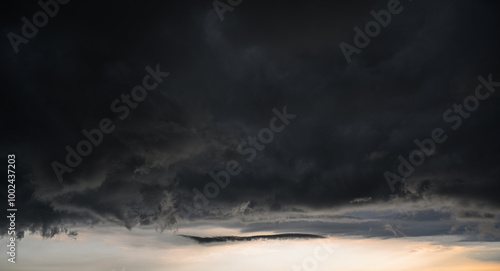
[1,0,500,239]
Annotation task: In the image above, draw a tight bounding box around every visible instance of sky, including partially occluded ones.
[1,0,500,270]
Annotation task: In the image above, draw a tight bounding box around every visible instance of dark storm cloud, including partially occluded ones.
[1,0,500,240]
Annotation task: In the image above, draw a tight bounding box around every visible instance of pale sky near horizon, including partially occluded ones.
[2,226,500,271]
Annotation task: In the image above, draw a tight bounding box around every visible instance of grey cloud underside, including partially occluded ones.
[1,0,500,240]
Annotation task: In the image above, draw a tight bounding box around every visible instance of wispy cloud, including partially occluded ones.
[180,233,325,244]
